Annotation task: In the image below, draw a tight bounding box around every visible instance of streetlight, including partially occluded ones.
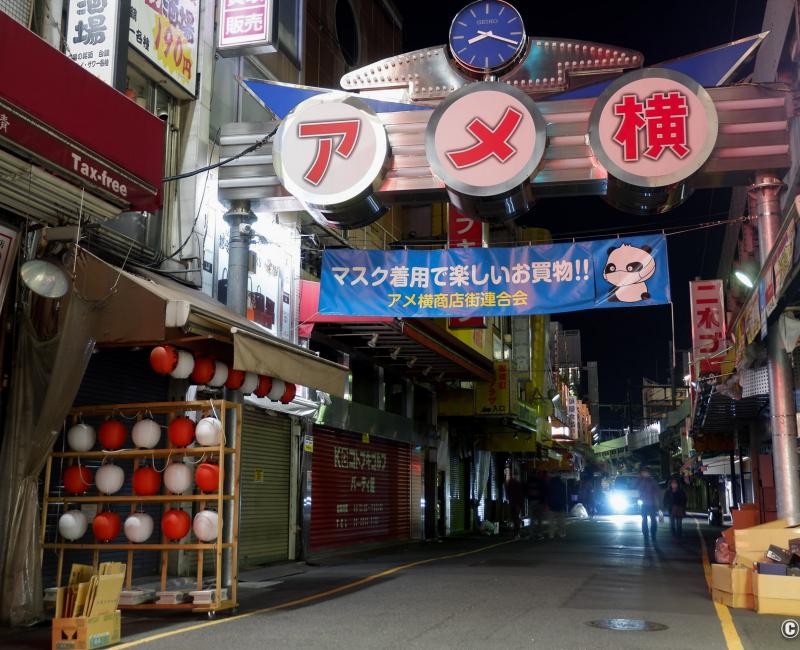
[734,269,754,289]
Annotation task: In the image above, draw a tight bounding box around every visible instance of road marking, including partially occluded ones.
[114,539,517,648]
[696,519,745,650]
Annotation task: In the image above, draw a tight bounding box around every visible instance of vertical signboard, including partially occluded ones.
[447,206,486,330]
[689,280,726,377]
[475,362,510,415]
[0,224,19,316]
[217,0,278,56]
[66,0,128,88]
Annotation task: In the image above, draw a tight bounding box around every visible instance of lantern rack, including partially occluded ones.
[40,400,241,615]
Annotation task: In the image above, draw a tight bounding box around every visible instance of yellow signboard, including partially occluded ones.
[475,362,511,415]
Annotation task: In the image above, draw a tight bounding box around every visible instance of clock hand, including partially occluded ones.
[467,32,490,44]
[477,30,519,46]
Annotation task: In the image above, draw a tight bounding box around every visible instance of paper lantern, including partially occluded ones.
[98,419,127,450]
[171,350,194,379]
[225,369,245,390]
[195,417,222,446]
[58,510,88,541]
[168,417,195,447]
[280,383,297,404]
[164,462,193,494]
[208,361,229,388]
[240,372,259,395]
[92,511,121,542]
[191,356,215,385]
[161,509,191,541]
[193,510,218,542]
[67,423,96,452]
[150,345,178,375]
[132,466,161,496]
[254,375,272,398]
[132,419,161,449]
[124,512,154,543]
[267,379,286,401]
[63,465,93,494]
[95,463,125,495]
[195,463,220,493]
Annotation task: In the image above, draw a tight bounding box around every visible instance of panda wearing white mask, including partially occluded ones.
[603,244,656,303]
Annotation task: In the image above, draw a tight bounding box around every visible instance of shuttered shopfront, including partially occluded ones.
[449,455,466,534]
[309,428,411,553]
[237,405,292,566]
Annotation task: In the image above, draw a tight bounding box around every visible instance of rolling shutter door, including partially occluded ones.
[237,405,291,567]
[449,455,465,534]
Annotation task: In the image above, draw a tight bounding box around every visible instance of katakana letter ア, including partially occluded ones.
[644,91,689,160]
[449,265,470,288]
[76,0,107,14]
[410,267,430,288]
[388,294,401,308]
[389,266,409,287]
[350,267,368,286]
[612,94,646,161]
[696,307,720,329]
[431,267,448,287]
[552,260,573,282]
[531,262,551,283]
[490,265,510,284]
[73,15,106,45]
[511,263,530,284]
[699,333,722,355]
[331,267,350,285]
[471,265,489,286]
[371,267,389,286]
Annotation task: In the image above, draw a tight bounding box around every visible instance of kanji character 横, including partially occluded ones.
[552,260,573,282]
[490,265,510,284]
[434,294,449,308]
[696,307,720,329]
[471,265,489,286]
[371,267,389,286]
[410,267,430,288]
[389,266,409,287]
[612,94,646,162]
[531,262,551,283]
[72,14,106,45]
[418,294,434,308]
[511,263,530,284]
[449,265,470,288]
[431,267,448,287]
[350,267,368,286]
[496,291,512,307]
[511,290,528,306]
[331,267,350,285]
[644,91,689,160]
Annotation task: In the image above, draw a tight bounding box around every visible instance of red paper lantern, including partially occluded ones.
[161,508,191,541]
[191,356,215,385]
[63,465,93,494]
[92,511,121,542]
[280,382,297,404]
[132,466,161,496]
[254,375,272,398]
[225,369,245,390]
[195,462,220,493]
[98,419,127,450]
[150,345,178,375]
[168,417,195,447]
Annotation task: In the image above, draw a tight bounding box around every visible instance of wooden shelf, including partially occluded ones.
[47,494,232,504]
[43,542,233,551]
[119,599,237,612]
[51,448,233,459]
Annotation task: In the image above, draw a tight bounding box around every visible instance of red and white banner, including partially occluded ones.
[447,206,486,330]
[689,280,726,378]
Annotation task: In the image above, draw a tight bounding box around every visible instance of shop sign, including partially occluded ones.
[475,362,510,415]
[447,206,486,330]
[733,318,746,369]
[0,224,19,316]
[273,95,389,212]
[320,234,671,318]
[66,0,125,87]
[772,221,796,299]
[217,0,277,55]
[129,0,199,96]
[689,280,726,377]
[426,82,546,198]
[589,69,718,188]
[744,292,761,345]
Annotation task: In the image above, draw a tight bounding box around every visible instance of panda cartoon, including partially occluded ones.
[603,244,656,303]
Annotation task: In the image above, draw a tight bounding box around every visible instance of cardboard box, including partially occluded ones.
[753,574,800,616]
[52,611,120,650]
[712,588,755,609]
[735,551,767,569]
[734,520,800,553]
[712,564,753,594]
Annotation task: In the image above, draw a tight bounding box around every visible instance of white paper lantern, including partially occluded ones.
[170,350,195,379]
[124,512,154,543]
[207,361,229,388]
[164,462,193,494]
[267,379,286,401]
[95,463,125,495]
[240,372,259,395]
[67,423,96,452]
[195,417,222,446]
[192,510,218,542]
[132,419,161,449]
[58,510,88,541]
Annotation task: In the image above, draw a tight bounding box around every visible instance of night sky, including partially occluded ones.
[392,0,766,420]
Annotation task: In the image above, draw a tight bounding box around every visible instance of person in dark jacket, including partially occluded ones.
[526,471,548,540]
[663,478,688,538]
[504,470,525,539]
[547,473,567,539]
[638,468,661,541]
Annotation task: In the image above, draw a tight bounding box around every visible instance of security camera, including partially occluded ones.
[157,109,169,121]
[239,223,254,236]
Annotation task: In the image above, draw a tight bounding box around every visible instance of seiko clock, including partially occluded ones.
[449,1,527,76]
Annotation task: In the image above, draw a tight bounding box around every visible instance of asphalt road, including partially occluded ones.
[1,516,791,649]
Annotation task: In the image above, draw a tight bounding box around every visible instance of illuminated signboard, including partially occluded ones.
[217,0,278,56]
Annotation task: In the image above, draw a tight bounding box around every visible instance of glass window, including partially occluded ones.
[335,0,359,66]
[278,0,302,64]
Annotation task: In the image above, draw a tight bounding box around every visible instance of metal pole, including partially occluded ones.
[750,174,800,523]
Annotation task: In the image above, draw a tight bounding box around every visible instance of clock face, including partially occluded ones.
[449,1,526,75]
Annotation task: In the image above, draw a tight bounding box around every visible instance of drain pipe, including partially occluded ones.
[221,199,256,591]
[750,174,800,523]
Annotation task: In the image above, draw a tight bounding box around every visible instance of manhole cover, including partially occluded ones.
[587,619,668,632]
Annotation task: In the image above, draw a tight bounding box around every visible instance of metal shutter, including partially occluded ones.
[449,455,465,534]
[237,406,291,567]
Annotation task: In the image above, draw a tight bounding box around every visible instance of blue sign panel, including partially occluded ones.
[319,235,670,318]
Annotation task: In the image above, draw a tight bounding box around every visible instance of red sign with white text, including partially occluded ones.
[448,206,487,330]
[689,280,726,378]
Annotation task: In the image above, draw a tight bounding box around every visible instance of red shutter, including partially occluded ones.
[310,428,411,552]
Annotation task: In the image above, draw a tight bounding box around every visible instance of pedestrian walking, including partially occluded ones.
[638,468,661,541]
[504,470,524,539]
[663,478,688,539]
[547,473,567,539]
[526,471,548,540]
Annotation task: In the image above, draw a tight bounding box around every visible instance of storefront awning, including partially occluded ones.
[75,250,348,396]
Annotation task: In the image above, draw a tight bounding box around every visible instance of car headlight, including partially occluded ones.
[609,492,629,513]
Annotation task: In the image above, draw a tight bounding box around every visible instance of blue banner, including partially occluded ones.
[319,235,670,318]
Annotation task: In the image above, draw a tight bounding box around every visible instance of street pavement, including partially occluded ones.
[0,515,792,649]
